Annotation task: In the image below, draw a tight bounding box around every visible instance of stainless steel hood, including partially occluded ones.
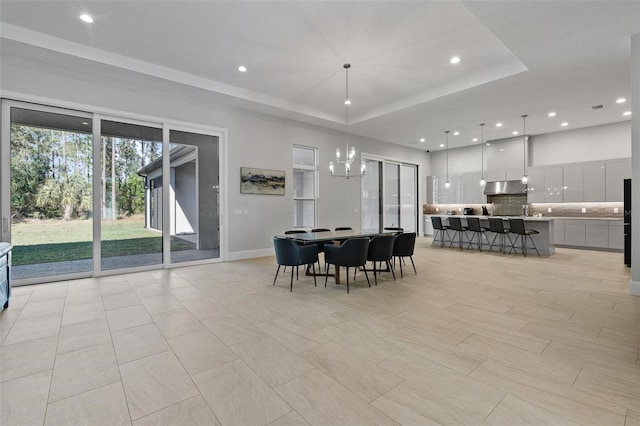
[483,180,528,195]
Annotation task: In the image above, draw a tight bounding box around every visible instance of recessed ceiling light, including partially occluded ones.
[439,143,445,147]
[512,131,519,135]
[496,122,502,127]
[80,14,94,23]
[561,122,569,127]
[486,143,491,146]
[238,65,247,72]
[616,98,626,104]
[548,112,556,117]
[419,138,425,142]
[450,56,460,64]
[472,138,478,142]
[499,148,505,152]
[623,111,632,116]
[344,99,351,105]
[453,131,459,136]
[81,121,89,125]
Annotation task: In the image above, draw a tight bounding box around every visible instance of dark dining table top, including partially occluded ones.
[277,229,397,243]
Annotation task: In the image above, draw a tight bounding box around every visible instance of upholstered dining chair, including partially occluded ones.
[392,232,417,278]
[272,237,319,292]
[324,237,370,294]
[366,234,396,285]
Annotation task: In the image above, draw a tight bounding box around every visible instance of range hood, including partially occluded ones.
[483,180,528,195]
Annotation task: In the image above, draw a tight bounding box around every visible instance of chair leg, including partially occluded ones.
[346,267,350,294]
[363,268,371,287]
[373,262,378,286]
[529,235,540,256]
[388,260,396,280]
[398,257,404,278]
[324,263,330,287]
[312,263,316,287]
[273,265,281,286]
[296,266,299,280]
[410,256,416,274]
[290,267,294,292]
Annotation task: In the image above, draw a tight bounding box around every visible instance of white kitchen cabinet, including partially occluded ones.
[544,167,564,203]
[585,220,609,248]
[462,171,484,204]
[605,160,631,202]
[562,165,583,202]
[424,215,434,236]
[526,167,545,203]
[608,221,624,250]
[583,163,606,202]
[564,220,586,246]
[486,170,506,182]
[554,218,565,245]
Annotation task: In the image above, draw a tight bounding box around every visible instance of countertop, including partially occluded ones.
[425,214,622,221]
[0,243,11,257]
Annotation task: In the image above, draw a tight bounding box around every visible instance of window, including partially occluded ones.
[292,146,317,228]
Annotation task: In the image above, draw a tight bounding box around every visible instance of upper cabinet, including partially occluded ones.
[526,167,545,203]
[562,164,583,202]
[544,167,564,202]
[583,163,606,202]
[605,160,631,202]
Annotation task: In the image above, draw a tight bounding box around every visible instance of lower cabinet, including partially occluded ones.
[608,221,624,250]
[564,220,586,246]
[554,219,565,245]
[556,219,622,250]
[585,221,609,248]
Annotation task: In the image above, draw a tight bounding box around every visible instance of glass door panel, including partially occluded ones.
[7,105,93,280]
[168,129,219,263]
[100,120,163,270]
[362,159,381,233]
[383,162,401,229]
[400,164,417,232]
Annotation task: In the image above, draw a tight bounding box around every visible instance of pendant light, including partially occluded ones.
[479,123,486,186]
[444,131,450,189]
[521,114,528,184]
[329,63,365,179]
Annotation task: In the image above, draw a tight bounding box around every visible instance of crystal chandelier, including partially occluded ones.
[329,64,365,179]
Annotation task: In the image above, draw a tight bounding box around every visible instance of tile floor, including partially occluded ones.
[1,239,639,425]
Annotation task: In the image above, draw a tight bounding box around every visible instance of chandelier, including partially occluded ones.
[329,63,365,179]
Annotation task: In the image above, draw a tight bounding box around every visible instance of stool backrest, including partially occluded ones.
[488,218,506,233]
[449,216,463,231]
[508,218,526,235]
[466,217,482,232]
[431,216,445,230]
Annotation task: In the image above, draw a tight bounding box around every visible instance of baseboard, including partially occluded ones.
[630,279,640,296]
[226,248,274,261]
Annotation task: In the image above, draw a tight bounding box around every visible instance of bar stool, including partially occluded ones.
[465,217,489,251]
[488,218,512,254]
[430,216,451,247]
[508,218,540,257]
[448,217,468,250]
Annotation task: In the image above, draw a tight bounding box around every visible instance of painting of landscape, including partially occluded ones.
[240,167,285,195]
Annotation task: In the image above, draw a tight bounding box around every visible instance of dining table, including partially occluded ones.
[277,229,399,284]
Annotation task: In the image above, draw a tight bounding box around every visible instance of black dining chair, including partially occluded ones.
[366,234,396,285]
[324,237,370,294]
[465,217,489,251]
[335,227,352,231]
[284,230,307,235]
[488,218,512,254]
[447,217,468,250]
[508,218,540,257]
[430,216,451,247]
[311,228,331,233]
[273,237,319,292]
[383,227,403,234]
[392,232,417,278]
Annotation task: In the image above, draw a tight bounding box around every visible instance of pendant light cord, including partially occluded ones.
[522,114,528,176]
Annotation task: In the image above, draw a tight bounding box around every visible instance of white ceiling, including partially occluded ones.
[1,1,639,151]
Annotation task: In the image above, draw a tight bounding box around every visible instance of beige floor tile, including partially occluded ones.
[57,318,111,354]
[520,318,602,342]
[0,328,9,345]
[380,350,505,419]
[168,329,237,375]
[61,301,106,326]
[1,370,51,426]
[181,296,232,320]
[275,369,397,426]
[133,395,220,426]
[3,313,62,345]
[102,290,142,311]
[64,289,102,307]
[140,294,183,315]
[168,285,208,302]
[202,312,263,346]
[0,335,57,382]
[596,327,640,353]
[267,411,310,426]
[132,283,169,299]
[120,351,199,420]
[19,298,65,320]
[29,285,67,302]
[49,343,120,403]
[571,308,640,336]
[152,309,205,339]
[626,409,640,426]
[111,322,171,364]
[301,341,403,402]
[100,282,133,296]
[258,320,323,354]
[372,380,479,425]
[230,335,314,387]
[106,305,152,332]
[572,369,640,411]
[194,359,291,426]
[45,382,130,426]
[0,307,22,331]
[227,298,285,324]
[543,337,638,369]
[5,294,30,310]
[484,394,580,425]
[317,322,404,364]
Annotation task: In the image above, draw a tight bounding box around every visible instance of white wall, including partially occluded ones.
[0,44,429,256]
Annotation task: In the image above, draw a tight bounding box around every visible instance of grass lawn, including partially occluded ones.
[11,216,195,265]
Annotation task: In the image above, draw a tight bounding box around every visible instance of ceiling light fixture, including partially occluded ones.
[616,98,627,104]
[496,122,503,127]
[472,138,478,142]
[453,131,460,136]
[548,112,556,117]
[329,64,364,179]
[561,122,569,127]
[238,65,247,73]
[623,111,632,116]
[512,131,519,135]
[450,56,460,64]
[439,143,445,147]
[480,123,486,187]
[521,114,528,184]
[80,14,94,23]
[419,138,425,142]
[445,131,450,189]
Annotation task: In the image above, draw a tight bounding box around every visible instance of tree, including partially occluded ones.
[35,174,92,220]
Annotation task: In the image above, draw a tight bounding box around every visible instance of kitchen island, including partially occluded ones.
[428,215,555,256]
